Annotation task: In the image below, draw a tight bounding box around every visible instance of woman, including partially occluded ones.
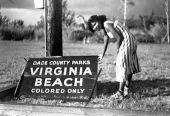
[88,15,141,99]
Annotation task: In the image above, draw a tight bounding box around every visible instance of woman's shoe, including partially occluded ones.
[111,91,124,99]
[124,86,129,97]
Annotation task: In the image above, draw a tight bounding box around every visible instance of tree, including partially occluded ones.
[74,15,87,30]
[120,0,135,26]
[37,15,44,28]
[12,20,24,27]
[139,11,155,31]
[1,16,10,26]
[62,0,75,26]
[0,4,2,25]
[164,0,169,43]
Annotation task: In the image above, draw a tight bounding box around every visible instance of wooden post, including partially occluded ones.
[44,0,47,56]
[123,0,127,26]
[46,0,63,56]
[166,0,169,43]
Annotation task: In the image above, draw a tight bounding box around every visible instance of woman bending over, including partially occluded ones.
[88,15,141,99]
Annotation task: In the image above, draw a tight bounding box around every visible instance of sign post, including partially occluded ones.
[46,0,63,56]
[34,0,63,57]
[15,56,98,101]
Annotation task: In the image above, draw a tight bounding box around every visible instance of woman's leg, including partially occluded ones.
[125,74,133,88]
[118,74,133,92]
[124,74,133,96]
[118,74,132,93]
[111,82,125,99]
[119,82,125,92]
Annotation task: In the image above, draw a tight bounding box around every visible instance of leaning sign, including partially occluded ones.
[15,56,98,101]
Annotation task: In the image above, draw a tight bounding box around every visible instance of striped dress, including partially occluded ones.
[104,20,141,82]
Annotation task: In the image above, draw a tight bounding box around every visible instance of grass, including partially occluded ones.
[0,40,170,112]
[0,40,45,88]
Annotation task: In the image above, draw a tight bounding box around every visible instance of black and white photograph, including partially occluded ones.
[0,0,170,115]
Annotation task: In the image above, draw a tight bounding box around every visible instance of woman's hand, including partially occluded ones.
[98,54,103,62]
[113,60,116,65]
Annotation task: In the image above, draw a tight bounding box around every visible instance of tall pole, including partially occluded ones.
[124,0,127,26]
[120,0,127,26]
[44,0,47,56]
[46,0,63,56]
[166,0,169,43]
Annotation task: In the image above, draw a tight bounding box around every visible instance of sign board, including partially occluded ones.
[34,0,44,9]
[15,56,98,101]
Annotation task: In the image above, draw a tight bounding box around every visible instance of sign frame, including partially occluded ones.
[15,56,99,102]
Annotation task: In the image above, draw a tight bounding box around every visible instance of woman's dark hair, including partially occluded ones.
[88,15,107,32]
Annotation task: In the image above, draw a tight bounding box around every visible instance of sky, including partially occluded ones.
[68,0,169,19]
[0,0,43,25]
[0,0,169,25]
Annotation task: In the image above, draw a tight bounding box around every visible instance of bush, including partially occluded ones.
[69,30,86,41]
[0,14,44,41]
[0,26,12,40]
[94,31,105,43]
[34,28,44,40]
[68,30,105,43]
[0,26,35,41]
[148,24,167,43]
[135,34,154,43]
[130,29,154,43]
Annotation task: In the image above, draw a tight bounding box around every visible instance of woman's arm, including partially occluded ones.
[101,35,109,58]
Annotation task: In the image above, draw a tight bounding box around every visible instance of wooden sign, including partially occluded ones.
[15,56,98,101]
[34,0,44,9]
